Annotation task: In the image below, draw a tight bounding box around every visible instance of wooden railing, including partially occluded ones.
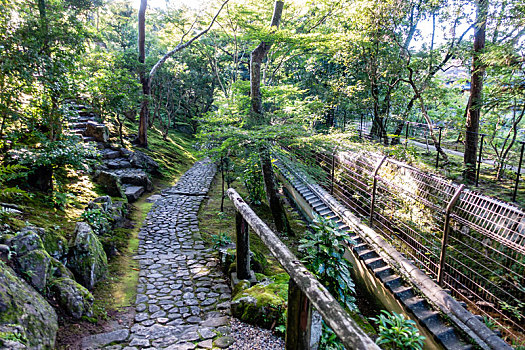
[227,188,379,350]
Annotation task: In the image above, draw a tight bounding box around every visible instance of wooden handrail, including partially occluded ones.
[227,188,379,350]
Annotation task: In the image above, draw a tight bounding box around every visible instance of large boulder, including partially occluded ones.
[85,121,109,142]
[94,170,125,198]
[130,151,159,173]
[0,262,58,349]
[68,222,108,290]
[8,227,45,256]
[16,249,51,292]
[49,277,94,319]
[113,169,153,191]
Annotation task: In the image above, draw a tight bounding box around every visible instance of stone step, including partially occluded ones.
[99,149,121,160]
[104,158,132,169]
[71,122,87,129]
[123,185,144,203]
[83,136,96,142]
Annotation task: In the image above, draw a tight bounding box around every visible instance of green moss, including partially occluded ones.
[232,273,289,329]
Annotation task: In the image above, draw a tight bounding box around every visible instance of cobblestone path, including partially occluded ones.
[121,159,235,349]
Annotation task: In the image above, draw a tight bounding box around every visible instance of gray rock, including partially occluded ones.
[8,227,45,256]
[165,343,196,350]
[85,121,109,142]
[200,316,229,328]
[16,249,51,292]
[0,263,58,349]
[68,222,108,289]
[0,244,9,262]
[81,329,129,349]
[130,151,159,173]
[123,185,144,203]
[49,277,94,319]
[213,336,234,348]
[94,171,125,198]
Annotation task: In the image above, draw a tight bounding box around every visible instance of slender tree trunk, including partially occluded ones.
[138,0,149,147]
[248,1,292,236]
[221,157,225,212]
[260,146,292,235]
[464,0,488,182]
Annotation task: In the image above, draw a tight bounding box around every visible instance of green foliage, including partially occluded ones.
[211,231,232,249]
[241,153,266,205]
[299,214,356,311]
[500,300,524,321]
[10,136,98,171]
[0,165,28,200]
[371,310,425,350]
[0,329,27,345]
[319,321,346,350]
[81,208,112,235]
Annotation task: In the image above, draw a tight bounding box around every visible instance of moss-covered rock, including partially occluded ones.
[41,229,68,261]
[231,273,289,329]
[0,324,27,349]
[0,262,58,349]
[16,249,51,292]
[48,257,74,281]
[68,222,108,290]
[8,227,45,257]
[48,277,94,319]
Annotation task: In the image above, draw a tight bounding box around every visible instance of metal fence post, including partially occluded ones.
[235,212,251,280]
[512,141,525,202]
[476,134,486,187]
[330,149,336,195]
[370,156,388,228]
[435,127,442,169]
[437,184,465,286]
[286,278,313,349]
[359,114,363,139]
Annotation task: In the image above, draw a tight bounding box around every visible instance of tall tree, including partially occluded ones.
[136,0,229,147]
[464,0,488,182]
[248,0,292,236]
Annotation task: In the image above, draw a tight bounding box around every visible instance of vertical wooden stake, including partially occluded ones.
[286,278,312,350]
[236,212,250,280]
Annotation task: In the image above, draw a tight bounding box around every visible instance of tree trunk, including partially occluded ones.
[260,146,292,235]
[137,0,149,147]
[464,0,488,182]
[249,1,292,236]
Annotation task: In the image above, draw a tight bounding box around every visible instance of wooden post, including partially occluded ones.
[235,211,251,280]
[286,279,312,350]
[437,184,465,286]
[227,188,380,349]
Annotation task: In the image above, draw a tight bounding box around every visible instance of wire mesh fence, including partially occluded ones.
[279,144,525,345]
[346,115,525,203]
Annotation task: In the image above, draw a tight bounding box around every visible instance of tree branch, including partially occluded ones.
[147,0,230,89]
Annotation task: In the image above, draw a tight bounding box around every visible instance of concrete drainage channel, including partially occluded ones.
[274,157,511,350]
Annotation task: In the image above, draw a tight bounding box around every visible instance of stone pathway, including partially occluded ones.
[105,159,237,349]
[81,158,286,350]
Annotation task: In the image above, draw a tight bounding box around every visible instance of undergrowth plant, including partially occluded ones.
[300,214,357,312]
[371,310,425,350]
